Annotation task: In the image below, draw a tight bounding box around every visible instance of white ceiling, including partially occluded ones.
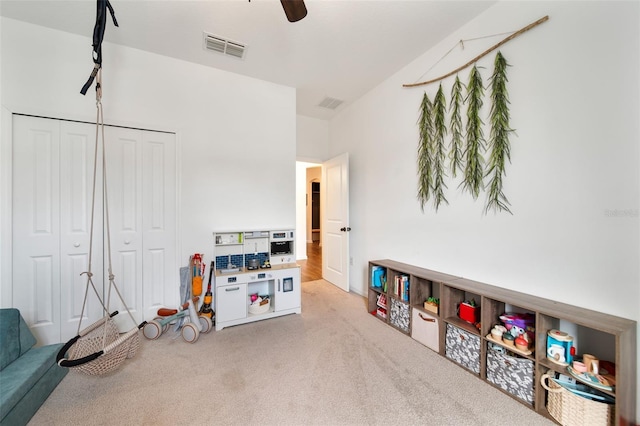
[0,0,496,120]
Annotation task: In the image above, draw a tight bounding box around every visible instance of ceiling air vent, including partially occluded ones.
[203,33,246,59]
[317,97,344,110]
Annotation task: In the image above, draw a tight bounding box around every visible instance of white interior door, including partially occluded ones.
[321,153,350,292]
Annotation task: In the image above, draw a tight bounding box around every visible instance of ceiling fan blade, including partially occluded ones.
[281,0,307,22]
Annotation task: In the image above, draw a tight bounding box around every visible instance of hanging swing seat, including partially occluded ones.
[56,0,146,377]
[58,312,142,376]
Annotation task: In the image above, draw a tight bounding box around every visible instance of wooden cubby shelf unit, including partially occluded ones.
[367,259,637,425]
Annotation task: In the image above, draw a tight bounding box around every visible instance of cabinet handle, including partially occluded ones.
[124,240,131,245]
[419,313,435,322]
[73,242,80,248]
[278,279,281,292]
[225,287,240,292]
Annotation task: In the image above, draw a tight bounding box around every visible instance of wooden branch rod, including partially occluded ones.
[403,15,549,88]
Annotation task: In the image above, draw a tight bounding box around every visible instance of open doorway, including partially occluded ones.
[296,162,322,282]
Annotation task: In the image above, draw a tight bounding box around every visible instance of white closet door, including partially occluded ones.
[104,126,144,327]
[11,116,177,342]
[12,116,62,345]
[13,116,104,345]
[59,121,104,340]
[142,131,177,320]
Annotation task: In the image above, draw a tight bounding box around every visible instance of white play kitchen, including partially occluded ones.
[213,229,301,331]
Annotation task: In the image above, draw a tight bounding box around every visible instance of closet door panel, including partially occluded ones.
[59,121,104,340]
[105,126,144,326]
[12,116,61,345]
[142,131,177,318]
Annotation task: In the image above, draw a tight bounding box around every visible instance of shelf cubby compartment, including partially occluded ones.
[387,269,410,303]
[410,276,440,317]
[483,298,536,358]
[370,264,387,291]
[368,264,388,322]
[441,284,481,335]
[537,315,617,399]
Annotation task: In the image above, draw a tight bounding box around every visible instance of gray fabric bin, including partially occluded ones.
[389,298,410,333]
[445,323,480,374]
[486,342,534,405]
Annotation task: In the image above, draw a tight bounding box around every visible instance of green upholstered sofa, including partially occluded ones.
[0,308,68,425]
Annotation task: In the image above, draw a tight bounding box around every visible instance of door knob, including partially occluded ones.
[340,227,352,232]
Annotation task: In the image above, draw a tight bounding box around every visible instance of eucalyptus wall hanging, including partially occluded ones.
[406,15,549,214]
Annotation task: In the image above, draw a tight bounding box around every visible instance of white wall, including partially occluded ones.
[296,114,329,162]
[329,1,639,415]
[0,18,296,295]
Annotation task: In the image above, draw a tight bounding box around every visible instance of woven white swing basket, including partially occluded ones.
[68,318,140,376]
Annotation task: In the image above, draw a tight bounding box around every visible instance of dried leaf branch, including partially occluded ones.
[417,92,434,211]
[485,51,514,214]
[449,76,465,178]
[432,84,449,210]
[461,65,485,199]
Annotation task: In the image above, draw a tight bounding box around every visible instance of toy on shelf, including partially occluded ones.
[500,312,535,343]
[546,329,574,366]
[459,299,478,323]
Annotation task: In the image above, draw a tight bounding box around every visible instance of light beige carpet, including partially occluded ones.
[29,280,553,425]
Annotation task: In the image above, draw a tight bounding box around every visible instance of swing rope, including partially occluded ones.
[57,69,146,375]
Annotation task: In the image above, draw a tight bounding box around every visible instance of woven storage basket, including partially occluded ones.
[540,373,613,426]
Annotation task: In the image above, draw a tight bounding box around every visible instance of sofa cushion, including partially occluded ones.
[0,344,63,421]
[0,309,37,371]
[0,360,67,426]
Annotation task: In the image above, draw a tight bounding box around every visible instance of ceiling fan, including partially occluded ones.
[280,0,308,22]
[248,0,307,22]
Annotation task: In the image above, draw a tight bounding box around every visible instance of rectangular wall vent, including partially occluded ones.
[203,33,246,59]
[317,97,344,110]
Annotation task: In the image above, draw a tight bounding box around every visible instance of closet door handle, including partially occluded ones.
[124,240,131,245]
[73,242,80,248]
